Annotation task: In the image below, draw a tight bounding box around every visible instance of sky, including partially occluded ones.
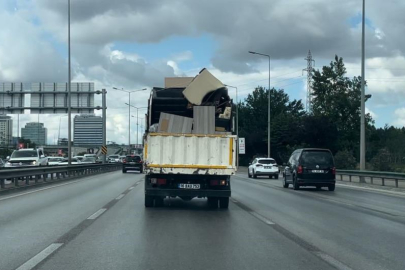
[1,0,405,144]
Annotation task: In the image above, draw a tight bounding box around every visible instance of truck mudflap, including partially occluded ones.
[145,189,231,198]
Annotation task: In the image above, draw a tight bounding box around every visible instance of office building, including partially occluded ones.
[21,122,47,145]
[74,114,103,146]
[0,115,13,145]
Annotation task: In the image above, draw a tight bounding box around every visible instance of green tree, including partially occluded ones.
[334,150,357,169]
[238,87,305,164]
[371,148,392,171]
[311,55,373,152]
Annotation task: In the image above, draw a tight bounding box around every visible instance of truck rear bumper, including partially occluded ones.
[145,189,231,198]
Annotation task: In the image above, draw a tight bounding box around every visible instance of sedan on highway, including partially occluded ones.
[122,155,143,173]
[80,157,97,164]
[248,158,279,179]
[283,148,336,191]
[47,157,64,166]
[58,158,81,165]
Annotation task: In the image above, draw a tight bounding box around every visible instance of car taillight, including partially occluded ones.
[332,167,336,175]
[123,159,126,163]
[256,164,263,167]
[210,180,219,186]
[139,160,143,164]
[297,165,303,174]
[157,178,166,185]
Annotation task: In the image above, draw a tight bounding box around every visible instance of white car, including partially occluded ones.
[58,158,81,165]
[5,148,48,167]
[107,155,120,163]
[80,157,97,164]
[47,157,64,166]
[248,158,279,179]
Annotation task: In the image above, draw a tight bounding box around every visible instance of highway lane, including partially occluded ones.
[231,173,405,270]
[2,171,405,270]
[0,170,141,270]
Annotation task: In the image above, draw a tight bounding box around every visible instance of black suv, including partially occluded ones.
[283,148,336,191]
[122,155,143,173]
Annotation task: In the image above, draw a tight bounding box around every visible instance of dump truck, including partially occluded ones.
[143,69,237,209]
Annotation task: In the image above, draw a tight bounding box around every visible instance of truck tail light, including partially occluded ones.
[332,167,336,175]
[157,178,166,185]
[220,180,226,186]
[210,180,219,186]
[123,159,127,163]
[297,166,303,174]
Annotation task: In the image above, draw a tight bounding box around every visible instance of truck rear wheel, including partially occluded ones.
[207,197,218,209]
[145,195,153,207]
[219,197,229,209]
[155,197,164,207]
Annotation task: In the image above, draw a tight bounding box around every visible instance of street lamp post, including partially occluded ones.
[112,87,147,148]
[126,104,147,146]
[225,84,239,169]
[360,0,366,172]
[249,51,271,158]
[67,0,72,165]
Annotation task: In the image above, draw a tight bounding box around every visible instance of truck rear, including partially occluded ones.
[144,133,236,208]
[143,68,237,208]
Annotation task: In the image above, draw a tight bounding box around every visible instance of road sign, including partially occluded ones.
[101,146,107,155]
[239,138,245,154]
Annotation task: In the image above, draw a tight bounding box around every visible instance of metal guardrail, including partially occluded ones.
[0,163,121,190]
[337,170,405,188]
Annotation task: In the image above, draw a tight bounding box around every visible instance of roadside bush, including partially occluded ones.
[334,149,357,169]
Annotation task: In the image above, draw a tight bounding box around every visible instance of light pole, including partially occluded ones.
[125,104,147,145]
[249,51,271,158]
[67,0,72,165]
[112,87,147,148]
[360,0,366,172]
[225,84,239,169]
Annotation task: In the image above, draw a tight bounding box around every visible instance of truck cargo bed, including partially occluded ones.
[144,133,237,175]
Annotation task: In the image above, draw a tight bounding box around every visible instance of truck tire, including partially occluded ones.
[145,195,153,207]
[155,197,164,207]
[328,184,335,191]
[219,197,229,209]
[122,169,127,173]
[275,175,279,179]
[293,177,300,190]
[283,176,289,188]
[207,197,218,209]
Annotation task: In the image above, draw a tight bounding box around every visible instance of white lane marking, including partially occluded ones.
[0,179,83,202]
[87,208,107,220]
[336,183,405,197]
[115,194,125,200]
[128,186,134,190]
[314,251,354,270]
[16,243,63,270]
[250,212,275,225]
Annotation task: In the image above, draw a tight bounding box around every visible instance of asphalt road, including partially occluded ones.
[1,171,405,270]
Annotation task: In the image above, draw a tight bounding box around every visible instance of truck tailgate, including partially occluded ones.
[144,133,237,175]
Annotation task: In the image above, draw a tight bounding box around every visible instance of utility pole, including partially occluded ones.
[360,0,366,173]
[67,0,72,165]
[102,89,107,164]
[304,50,315,112]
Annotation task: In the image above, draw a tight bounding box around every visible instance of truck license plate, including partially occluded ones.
[312,170,324,173]
[178,184,200,189]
